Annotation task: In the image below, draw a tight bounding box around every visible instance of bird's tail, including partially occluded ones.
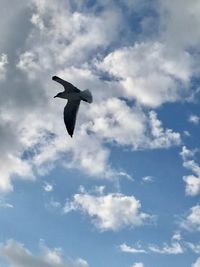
[80,89,93,103]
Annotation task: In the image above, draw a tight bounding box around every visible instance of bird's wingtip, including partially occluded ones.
[52,76,57,80]
[68,131,73,138]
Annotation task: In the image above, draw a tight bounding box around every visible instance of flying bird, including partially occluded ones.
[53,76,93,137]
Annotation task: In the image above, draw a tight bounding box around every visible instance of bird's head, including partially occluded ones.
[54,92,62,98]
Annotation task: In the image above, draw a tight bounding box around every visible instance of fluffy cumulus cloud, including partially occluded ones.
[159,0,200,50]
[86,98,181,149]
[0,102,35,191]
[64,190,151,231]
[157,0,200,98]
[0,239,89,267]
[181,204,200,232]
[180,146,200,196]
[0,0,199,192]
[23,0,124,69]
[98,42,191,107]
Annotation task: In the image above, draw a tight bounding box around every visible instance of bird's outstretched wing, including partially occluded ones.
[52,76,80,93]
[64,100,81,137]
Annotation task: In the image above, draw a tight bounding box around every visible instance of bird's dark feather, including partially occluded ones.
[64,100,81,137]
[52,76,80,93]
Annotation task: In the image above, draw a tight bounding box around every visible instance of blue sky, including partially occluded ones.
[0,0,200,267]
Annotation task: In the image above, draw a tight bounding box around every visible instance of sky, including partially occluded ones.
[0,0,200,266]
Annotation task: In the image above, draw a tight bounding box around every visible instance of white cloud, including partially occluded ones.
[181,204,200,232]
[186,242,200,254]
[148,242,184,254]
[172,232,182,241]
[64,191,152,231]
[120,233,200,256]
[193,257,200,267]
[17,51,41,79]
[183,175,200,197]
[0,154,34,192]
[119,243,147,254]
[123,234,185,255]
[142,176,154,183]
[92,186,106,195]
[147,111,181,148]
[31,13,45,31]
[131,263,144,267]
[180,146,200,196]
[86,98,181,149]
[159,0,200,51]
[0,239,89,267]
[188,115,200,125]
[157,0,200,104]
[180,146,195,161]
[27,0,124,68]
[0,53,8,80]
[118,171,134,181]
[183,130,190,137]
[98,42,191,107]
[0,199,13,209]
[43,182,53,192]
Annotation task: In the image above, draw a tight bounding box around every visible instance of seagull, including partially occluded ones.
[52,76,93,137]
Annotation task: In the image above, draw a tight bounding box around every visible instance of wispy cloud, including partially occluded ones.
[0,199,13,209]
[119,243,147,254]
[120,237,200,256]
[119,233,196,256]
[185,242,200,254]
[142,176,154,183]
[120,241,184,255]
[148,242,184,254]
